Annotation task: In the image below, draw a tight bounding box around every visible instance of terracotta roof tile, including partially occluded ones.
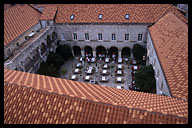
[40,5,58,20]
[149,12,188,101]
[4,4,41,46]
[4,69,188,124]
[55,4,187,24]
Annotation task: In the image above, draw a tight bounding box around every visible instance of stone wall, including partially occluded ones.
[4,23,41,58]
[4,25,58,73]
[55,23,150,57]
[147,33,171,96]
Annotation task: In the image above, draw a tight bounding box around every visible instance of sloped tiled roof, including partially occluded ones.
[149,12,188,101]
[4,4,41,46]
[4,69,188,124]
[40,5,58,20]
[55,4,187,24]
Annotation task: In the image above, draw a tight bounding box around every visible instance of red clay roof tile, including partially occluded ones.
[4,4,41,46]
[55,4,187,24]
[149,12,188,101]
[4,68,188,124]
[40,5,57,20]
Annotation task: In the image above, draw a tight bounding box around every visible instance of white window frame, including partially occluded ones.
[70,14,75,20]
[98,33,102,41]
[85,33,89,41]
[73,33,77,41]
[138,34,143,42]
[125,33,129,41]
[46,21,50,26]
[112,33,116,41]
[125,14,129,19]
[98,14,103,19]
[61,33,65,40]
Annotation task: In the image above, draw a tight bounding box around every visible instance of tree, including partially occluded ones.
[134,65,156,93]
[37,63,59,77]
[46,52,65,70]
[132,44,146,60]
[56,44,73,60]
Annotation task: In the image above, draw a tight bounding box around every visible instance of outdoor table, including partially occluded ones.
[71,75,77,80]
[74,68,80,74]
[85,76,91,81]
[105,58,110,63]
[76,63,82,68]
[85,66,93,74]
[116,86,121,89]
[72,75,76,79]
[117,64,123,69]
[79,57,84,62]
[133,60,137,65]
[117,77,122,82]
[132,66,139,70]
[100,76,109,82]
[91,57,96,63]
[103,64,109,69]
[118,58,123,63]
[117,70,123,75]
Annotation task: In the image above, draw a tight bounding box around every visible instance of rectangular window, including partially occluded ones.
[125,34,129,41]
[138,34,142,41]
[85,33,89,40]
[46,21,50,26]
[73,33,77,40]
[98,14,103,19]
[98,33,102,41]
[112,33,116,40]
[61,33,65,40]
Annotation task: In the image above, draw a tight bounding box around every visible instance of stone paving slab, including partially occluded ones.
[60,57,139,90]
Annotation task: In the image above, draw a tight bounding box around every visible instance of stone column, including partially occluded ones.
[131,53,134,59]
[71,48,75,57]
[81,50,85,57]
[119,51,121,58]
[93,50,96,58]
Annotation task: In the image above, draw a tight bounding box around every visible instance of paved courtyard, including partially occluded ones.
[60,57,140,90]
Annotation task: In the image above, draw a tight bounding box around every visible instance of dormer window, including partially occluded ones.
[98,14,103,19]
[125,14,129,19]
[70,14,75,20]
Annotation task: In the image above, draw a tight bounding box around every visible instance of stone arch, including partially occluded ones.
[52,31,57,41]
[72,45,81,57]
[96,46,106,58]
[109,46,118,59]
[84,45,93,57]
[24,57,33,72]
[40,42,46,55]
[31,48,40,63]
[121,47,131,58]
[46,35,52,48]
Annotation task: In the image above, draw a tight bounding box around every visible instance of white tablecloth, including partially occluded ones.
[75,69,79,72]
[72,75,76,79]
[117,77,121,81]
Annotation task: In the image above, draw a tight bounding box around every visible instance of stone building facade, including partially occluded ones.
[146,33,171,96]
[56,23,149,58]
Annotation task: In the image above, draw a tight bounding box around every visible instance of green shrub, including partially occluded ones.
[135,65,156,93]
[132,44,146,60]
[56,44,73,60]
[47,52,65,70]
[61,67,67,75]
